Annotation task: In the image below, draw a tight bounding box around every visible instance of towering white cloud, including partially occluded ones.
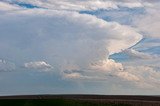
[0,9,142,72]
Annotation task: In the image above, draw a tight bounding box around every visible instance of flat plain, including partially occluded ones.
[0,95,160,106]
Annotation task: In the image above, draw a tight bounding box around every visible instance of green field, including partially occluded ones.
[0,99,130,106]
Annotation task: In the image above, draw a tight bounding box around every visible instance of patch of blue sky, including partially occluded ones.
[109,52,130,62]
[17,3,40,8]
[79,7,145,25]
[140,38,160,43]
[109,38,160,62]
[10,2,41,9]
[132,38,160,55]
[109,38,144,62]
[143,46,160,54]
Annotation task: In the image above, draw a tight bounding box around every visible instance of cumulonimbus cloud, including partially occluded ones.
[3,2,158,90]
[0,8,142,71]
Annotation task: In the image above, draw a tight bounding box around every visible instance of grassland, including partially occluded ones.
[0,99,130,106]
[0,95,159,106]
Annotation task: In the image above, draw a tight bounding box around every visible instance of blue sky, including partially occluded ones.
[0,0,160,95]
[11,2,40,8]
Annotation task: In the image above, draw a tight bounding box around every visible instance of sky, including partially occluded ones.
[0,0,160,95]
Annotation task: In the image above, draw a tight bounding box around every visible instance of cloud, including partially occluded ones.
[0,9,142,72]
[90,59,123,72]
[3,0,155,11]
[1,0,160,94]
[0,3,147,94]
[123,65,160,89]
[123,49,156,59]
[0,1,159,95]
[0,59,15,71]
[0,1,20,11]
[24,61,53,70]
[118,2,143,8]
[62,59,160,89]
[61,59,140,83]
[116,71,140,82]
[88,59,141,82]
[63,72,82,79]
[133,2,160,38]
